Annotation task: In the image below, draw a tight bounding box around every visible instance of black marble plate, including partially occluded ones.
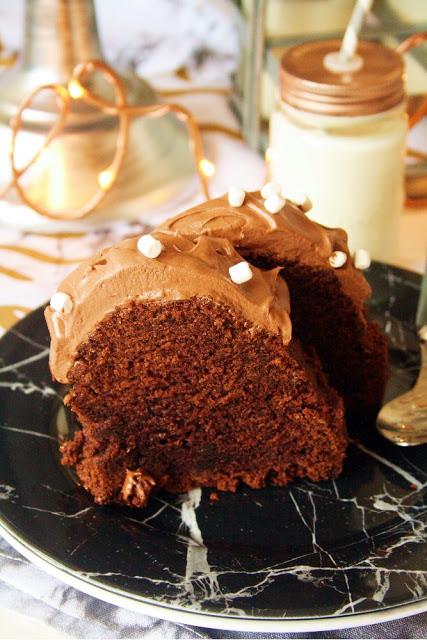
[0,263,426,632]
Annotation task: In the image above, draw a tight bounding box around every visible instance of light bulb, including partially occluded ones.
[68,79,86,99]
[199,158,216,177]
[98,169,115,190]
[265,147,274,163]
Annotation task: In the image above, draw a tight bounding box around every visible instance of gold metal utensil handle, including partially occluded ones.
[377,326,427,447]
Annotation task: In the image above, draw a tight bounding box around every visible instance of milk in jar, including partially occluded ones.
[269,40,408,263]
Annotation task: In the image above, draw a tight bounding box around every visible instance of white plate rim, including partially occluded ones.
[1,522,426,633]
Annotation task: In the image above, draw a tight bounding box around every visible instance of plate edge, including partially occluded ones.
[1,523,427,633]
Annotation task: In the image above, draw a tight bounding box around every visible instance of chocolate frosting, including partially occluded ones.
[46,231,292,383]
[160,191,370,306]
[162,191,332,257]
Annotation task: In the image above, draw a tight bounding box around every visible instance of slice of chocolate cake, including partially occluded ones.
[45,231,346,507]
[161,189,387,417]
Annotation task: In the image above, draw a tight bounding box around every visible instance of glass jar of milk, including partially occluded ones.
[269,40,408,263]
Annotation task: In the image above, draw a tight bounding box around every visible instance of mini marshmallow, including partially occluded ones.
[353,248,371,270]
[283,189,312,212]
[229,261,253,285]
[228,186,246,207]
[329,251,347,269]
[50,291,73,314]
[260,181,281,199]
[264,191,286,214]
[137,234,163,259]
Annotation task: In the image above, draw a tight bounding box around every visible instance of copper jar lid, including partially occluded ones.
[280,40,405,117]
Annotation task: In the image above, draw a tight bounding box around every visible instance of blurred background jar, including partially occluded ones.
[268,39,408,263]
[376,0,427,25]
[241,0,355,38]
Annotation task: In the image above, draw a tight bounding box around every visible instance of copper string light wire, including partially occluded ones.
[6,59,210,220]
[396,32,427,208]
[397,32,427,130]
[73,61,210,193]
[0,83,71,201]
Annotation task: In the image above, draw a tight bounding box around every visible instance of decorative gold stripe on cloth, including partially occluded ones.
[175,66,191,81]
[0,306,32,331]
[0,245,87,265]
[29,231,86,239]
[0,266,32,281]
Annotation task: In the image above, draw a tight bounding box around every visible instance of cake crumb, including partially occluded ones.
[121,468,156,507]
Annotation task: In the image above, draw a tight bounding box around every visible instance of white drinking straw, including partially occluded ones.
[339,0,374,63]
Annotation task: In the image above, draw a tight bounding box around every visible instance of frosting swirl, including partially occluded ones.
[161,191,370,305]
[162,191,333,259]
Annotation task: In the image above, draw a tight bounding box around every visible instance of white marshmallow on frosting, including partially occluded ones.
[260,181,281,199]
[329,251,347,268]
[282,189,312,212]
[353,249,371,270]
[137,234,163,259]
[264,191,286,214]
[229,261,253,285]
[50,291,73,314]
[227,186,246,207]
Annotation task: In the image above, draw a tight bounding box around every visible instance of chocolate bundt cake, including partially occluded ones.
[45,189,386,508]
